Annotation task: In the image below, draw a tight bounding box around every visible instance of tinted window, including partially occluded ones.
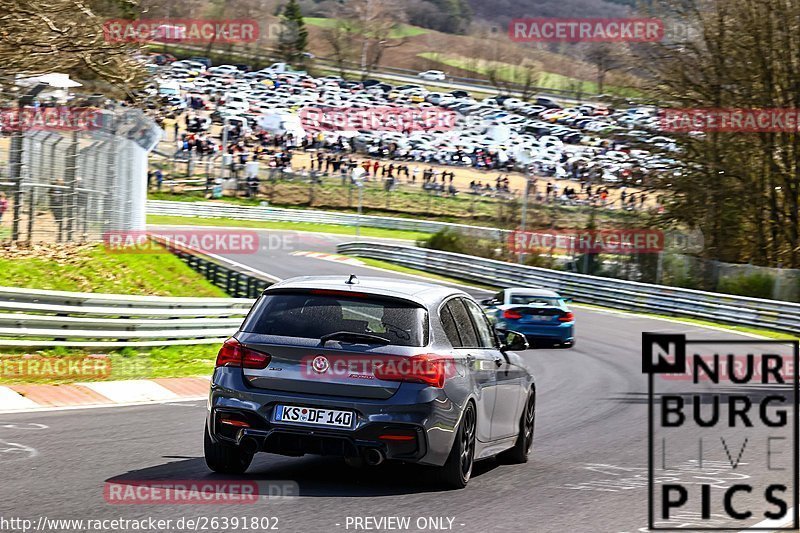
[439,306,462,348]
[509,295,565,308]
[445,299,479,348]
[242,292,428,347]
[464,299,496,349]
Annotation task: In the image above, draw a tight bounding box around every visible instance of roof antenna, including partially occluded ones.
[346,274,359,285]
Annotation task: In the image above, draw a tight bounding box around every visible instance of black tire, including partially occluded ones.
[204,425,254,474]
[437,402,477,489]
[499,388,536,464]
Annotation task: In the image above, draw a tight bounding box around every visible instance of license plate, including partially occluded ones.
[274,405,354,429]
[522,315,551,322]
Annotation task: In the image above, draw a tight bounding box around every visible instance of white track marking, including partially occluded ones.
[0,396,205,415]
[77,380,180,403]
[0,387,40,410]
[0,423,47,430]
[0,439,38,459]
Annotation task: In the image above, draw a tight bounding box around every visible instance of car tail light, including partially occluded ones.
[219,418,250,428]
[503,309,523,320]
[559,312,575,322]
[373,354,451,388]
[378,432,416,441]
[215,339,271,369]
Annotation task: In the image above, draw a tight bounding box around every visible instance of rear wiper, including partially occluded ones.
[320,331,390,345]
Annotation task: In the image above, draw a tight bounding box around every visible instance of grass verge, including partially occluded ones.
[0,243,229,381]
[147,214,427,241]
[356,257,497,291]
[148,186,641,230]
[0,243,227,297]
[0,345,219,385]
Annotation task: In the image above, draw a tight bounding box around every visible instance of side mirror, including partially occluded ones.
[498,330,529,352]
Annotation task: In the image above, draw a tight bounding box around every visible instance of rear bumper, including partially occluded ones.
[206,367,459,466]
[497,321,575,342]
[215,419,428,463]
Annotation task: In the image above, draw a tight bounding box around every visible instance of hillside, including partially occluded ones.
[302,18,639,95]
[299,0,634,35]
[467,0,632,29]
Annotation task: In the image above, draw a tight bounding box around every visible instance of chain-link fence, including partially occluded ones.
[0,97,161,244]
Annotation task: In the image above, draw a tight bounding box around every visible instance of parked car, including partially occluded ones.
[207,65,242,77]
[204,275,536,489]
[481,288,575,348]
[189,56,212,68]
[535,96,561,109]
[418,70,447,81]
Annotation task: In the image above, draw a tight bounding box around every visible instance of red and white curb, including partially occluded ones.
[291,251,365,266]
[0,377,209,413]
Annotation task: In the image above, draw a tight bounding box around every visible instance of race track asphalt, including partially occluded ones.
[0,227,794,533]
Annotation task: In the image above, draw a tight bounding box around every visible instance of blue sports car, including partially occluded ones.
[481,288,575,348]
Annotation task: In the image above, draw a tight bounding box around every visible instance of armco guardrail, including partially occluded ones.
[150,232,276,299]
[0,286,253,309]
[148,200,508,240]
[337,242,800,335]
[0,287,254,348]
[0,233,276,348]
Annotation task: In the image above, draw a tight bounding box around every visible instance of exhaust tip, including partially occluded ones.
[240,437,259,456]
[364,448,384,466]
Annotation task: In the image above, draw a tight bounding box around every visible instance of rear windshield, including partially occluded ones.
[241,292,429,347]
[509,295,565,307]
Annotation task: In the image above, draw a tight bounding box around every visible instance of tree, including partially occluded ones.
[583,43,621,95]
[278,0,309,65]
[322,0,409,77]
[321,18,358,76]
[635,0,800,270]
[405,0,472,34]
[0,0,147,98]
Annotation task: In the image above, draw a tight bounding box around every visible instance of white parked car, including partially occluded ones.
[207,65,242,77]
[418,70,446,81]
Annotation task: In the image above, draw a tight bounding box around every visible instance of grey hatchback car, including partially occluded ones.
[204,275,536,488]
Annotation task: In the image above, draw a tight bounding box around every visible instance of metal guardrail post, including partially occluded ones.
[9,132,23,242]
[64,130,78,242]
